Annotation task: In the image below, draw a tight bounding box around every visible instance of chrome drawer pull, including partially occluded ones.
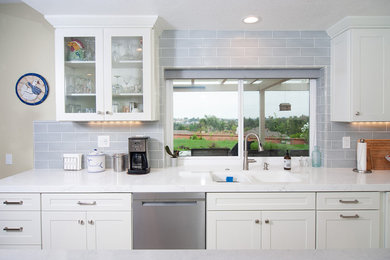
[3,201,23,205]
[3,227,23,232]
[340,214,359,219]
[77,201,96,206]
[339,199,359,204]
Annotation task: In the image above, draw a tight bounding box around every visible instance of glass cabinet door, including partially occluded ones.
[64,36,97,114]
[110,36,144,115]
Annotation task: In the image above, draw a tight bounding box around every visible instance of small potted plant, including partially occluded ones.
[165,145,179,167]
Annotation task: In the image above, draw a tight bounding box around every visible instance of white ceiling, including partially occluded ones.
[4,0,390,30]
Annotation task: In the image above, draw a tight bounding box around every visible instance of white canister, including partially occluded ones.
[87,149,106,173]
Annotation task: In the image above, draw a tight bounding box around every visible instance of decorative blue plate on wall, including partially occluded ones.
[15,73,49,106]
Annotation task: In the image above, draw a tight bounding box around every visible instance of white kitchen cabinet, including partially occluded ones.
[42,211,87,249]
[0,194,41,249]
[41,193,132,250]
[317,210,379,249]
[261,211,315,249]
[49,16,159,121]
[329,17,390,121]
[42,211,132,250]
[316,192,380,249]
[207,211,262,249]
[86,211,132,250]
[206,193,315,250]
[207,210,315,250]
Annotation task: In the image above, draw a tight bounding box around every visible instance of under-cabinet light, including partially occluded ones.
[88,121,141,125]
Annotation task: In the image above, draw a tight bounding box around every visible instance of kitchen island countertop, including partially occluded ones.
[0,249,389,260]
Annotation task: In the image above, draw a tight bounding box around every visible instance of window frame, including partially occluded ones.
[165,70,318,166]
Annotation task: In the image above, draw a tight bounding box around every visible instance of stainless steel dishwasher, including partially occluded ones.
[133,193,205,249]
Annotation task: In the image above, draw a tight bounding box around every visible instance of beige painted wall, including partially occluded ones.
[0,3,55,179]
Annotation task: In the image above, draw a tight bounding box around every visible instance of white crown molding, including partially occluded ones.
[327,16,390,38]
[45,15,159,28]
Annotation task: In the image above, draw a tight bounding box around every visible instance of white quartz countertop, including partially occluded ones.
[1,165,390,192]
[0,249,389,260]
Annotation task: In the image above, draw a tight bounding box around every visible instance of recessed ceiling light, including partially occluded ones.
[243,16,259,24]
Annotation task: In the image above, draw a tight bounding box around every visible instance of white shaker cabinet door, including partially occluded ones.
[42,211,87,249]
[207,211,262,249]
[86,211,132,250]
[261,211,315,249]
[317,210,380,249]
[351,29,390,121]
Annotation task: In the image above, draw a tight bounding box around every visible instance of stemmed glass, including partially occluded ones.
[122,77,132,93]
[113,75,121,95]
[112,41,120,63]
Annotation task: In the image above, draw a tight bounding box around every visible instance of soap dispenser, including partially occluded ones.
[284,150,291,170]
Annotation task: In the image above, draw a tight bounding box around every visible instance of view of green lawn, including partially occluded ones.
[174,138,237,151]
[174,138,309,152]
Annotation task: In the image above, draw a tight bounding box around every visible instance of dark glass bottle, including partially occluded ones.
[284,150,291,170]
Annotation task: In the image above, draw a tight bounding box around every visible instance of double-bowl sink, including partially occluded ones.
[210,170,303,184]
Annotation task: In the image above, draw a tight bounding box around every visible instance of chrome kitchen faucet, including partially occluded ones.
[243,133,263,170]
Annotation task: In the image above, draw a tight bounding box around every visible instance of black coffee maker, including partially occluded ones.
[128,137,150,174]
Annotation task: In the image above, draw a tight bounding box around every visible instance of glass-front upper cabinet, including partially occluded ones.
[55,28,104,121]
[55,27,157,121]
[103,28,153,121]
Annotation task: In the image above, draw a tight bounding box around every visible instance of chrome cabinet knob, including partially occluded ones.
[88,220,94,225]
[97,111,104,115]
[355,111,360,116]
[264,219,270,224]
[106,111,113,115]
[78,220,85,225]
[255,219,260,224]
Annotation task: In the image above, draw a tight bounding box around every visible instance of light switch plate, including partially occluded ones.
[98,136,110,148]
[5,153,12,165]
[342,136,350,149]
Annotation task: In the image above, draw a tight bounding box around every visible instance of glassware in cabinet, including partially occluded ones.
[110,36,144,114]
[63,36,97,114]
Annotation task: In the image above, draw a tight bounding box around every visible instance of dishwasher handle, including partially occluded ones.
[141,201,199,206]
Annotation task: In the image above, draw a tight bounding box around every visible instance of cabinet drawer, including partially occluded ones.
[317,192,380,210]
[42,193,132,211]
[316,210,380,249]
[207,193,315,210]
[0,211,41,245]
[0,193,40,211]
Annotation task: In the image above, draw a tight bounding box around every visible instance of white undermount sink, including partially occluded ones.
[211,171,252,183]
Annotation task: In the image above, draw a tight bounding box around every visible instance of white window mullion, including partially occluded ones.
[238,79,244,159]
[165,79,174,166]
[309,79,317,155]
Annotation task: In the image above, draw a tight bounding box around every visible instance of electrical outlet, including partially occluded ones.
[98,136,110,148]
[5,153,12,165]
[342,136,350,149]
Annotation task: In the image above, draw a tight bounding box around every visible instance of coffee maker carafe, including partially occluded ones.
[128,137,150,174]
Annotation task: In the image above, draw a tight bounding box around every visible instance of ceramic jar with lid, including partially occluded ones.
[87,149,105,173]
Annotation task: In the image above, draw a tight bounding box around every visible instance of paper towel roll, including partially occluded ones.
[357,142,367,171]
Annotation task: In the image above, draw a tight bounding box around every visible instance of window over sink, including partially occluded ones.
[170,77,312,158]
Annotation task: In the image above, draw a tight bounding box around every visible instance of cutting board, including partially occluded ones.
[365,139,390,170]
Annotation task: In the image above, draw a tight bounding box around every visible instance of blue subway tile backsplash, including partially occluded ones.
[34,121,164,169]
[34,30,390,169]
